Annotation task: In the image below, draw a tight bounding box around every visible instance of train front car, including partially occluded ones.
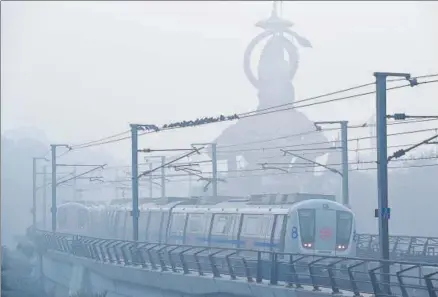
[287,199,356,257]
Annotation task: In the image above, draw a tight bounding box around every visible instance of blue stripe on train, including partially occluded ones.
[168,235,279,248]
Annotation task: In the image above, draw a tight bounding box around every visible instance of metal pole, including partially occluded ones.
[340,121,350,206]
[51,145,57,232]
[211,143,218,197]
[374,71,410,292]
[32,158,37,228]
[375,74,390,290]
[130,124,139,241]
[161,156,166,199]
[42,166,47,229]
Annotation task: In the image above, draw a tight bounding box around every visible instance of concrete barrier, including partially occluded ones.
[40,250,367,297]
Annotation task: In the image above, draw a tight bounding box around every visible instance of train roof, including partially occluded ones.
[173,205,291,214]
[58,193,341,212]
[58,202,90,209]
[247,193,336,204]
[139,200,186,211]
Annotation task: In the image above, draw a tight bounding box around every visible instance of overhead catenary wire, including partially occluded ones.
[73,157,438,189]
[35,70,438,196]
[216,117,438,149]
[59,152,438,193]
[56,165,106,186]
[238,80,421,119]
[69,159,438,190]
[237,73,437,118]
[93,155,438,182]
[388,134,438,161]
[70,81,377,149]
[216,127,438,154]
[70,130,131,149]
[63,76,438,151]
[96,137,438,172]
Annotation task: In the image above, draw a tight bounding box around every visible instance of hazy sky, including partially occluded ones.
[2,1,438,163]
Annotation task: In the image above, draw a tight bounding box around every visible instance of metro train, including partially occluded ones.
[56,193,357,257]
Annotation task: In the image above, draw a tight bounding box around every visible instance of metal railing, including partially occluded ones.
[357,234,438,260]
[31,230,438,297]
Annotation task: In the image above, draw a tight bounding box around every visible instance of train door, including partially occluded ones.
[272,214,287,253]
[168,213,187,245]
[314,208,337,254]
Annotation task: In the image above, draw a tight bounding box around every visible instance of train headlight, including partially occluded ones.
[336,244,347,250]
[303,243,313,248]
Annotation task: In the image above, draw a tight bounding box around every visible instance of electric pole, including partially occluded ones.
[314,121,350,206]
[374,72,411,293]
[144,156,167,199]
[130,124,140,241]
[50,144,70,232]
[192,142,218,197]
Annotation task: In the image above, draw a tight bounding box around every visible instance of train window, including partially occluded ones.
[259,215,275,237]
[273,215,286,239]
[211,214,232,235]
[169,213,187,234]
[241,215,261,236]
[298,209,315,243]
[336,211,353,244]
[187,214,204,233]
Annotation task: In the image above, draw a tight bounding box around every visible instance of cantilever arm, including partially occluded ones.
[280,149,342,176]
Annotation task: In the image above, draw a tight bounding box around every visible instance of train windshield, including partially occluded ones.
[336,211,353,244]
[298,209,315,243]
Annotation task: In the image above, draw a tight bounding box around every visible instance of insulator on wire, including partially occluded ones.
[393,113,407,120]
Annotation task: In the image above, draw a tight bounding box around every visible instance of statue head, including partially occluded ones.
[243,3,312,90]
